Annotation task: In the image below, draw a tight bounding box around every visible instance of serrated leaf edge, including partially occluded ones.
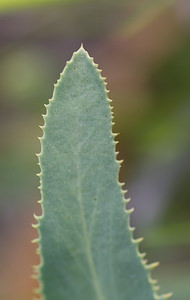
[32,45,172,300]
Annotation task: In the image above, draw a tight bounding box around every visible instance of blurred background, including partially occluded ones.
[0,0,189,299]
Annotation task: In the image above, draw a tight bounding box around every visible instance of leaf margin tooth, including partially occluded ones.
[145,262,160,270]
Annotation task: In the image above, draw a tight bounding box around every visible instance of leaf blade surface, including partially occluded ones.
[36,46,166,300]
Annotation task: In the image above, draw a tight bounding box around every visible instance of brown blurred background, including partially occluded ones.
[0,0,190,299]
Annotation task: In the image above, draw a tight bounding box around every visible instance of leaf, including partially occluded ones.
[33,46,172,300]
[0,0,86,13]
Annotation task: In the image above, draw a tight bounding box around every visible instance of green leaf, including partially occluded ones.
[33,46,171,300]
[0,0,72,12]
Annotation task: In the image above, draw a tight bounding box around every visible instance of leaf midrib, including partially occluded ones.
[75,96,106,300]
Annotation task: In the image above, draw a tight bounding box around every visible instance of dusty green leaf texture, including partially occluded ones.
[33,46,172,300]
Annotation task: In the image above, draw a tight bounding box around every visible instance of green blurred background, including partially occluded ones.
[0,0,189,299]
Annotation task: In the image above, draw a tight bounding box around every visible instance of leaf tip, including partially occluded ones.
[76,42,88,55]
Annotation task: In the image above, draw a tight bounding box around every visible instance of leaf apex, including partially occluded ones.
[75,43,88,56]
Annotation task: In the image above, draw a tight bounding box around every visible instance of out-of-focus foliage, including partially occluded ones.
[0,0,176,13]
[119,0,177,37]
[0,0,177,40]
[0,1,189,300]
[0,0,71,12]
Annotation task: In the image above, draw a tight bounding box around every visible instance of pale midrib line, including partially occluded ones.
[88,196,99,240]
[88,185,118,300]
[75,115,106,300]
